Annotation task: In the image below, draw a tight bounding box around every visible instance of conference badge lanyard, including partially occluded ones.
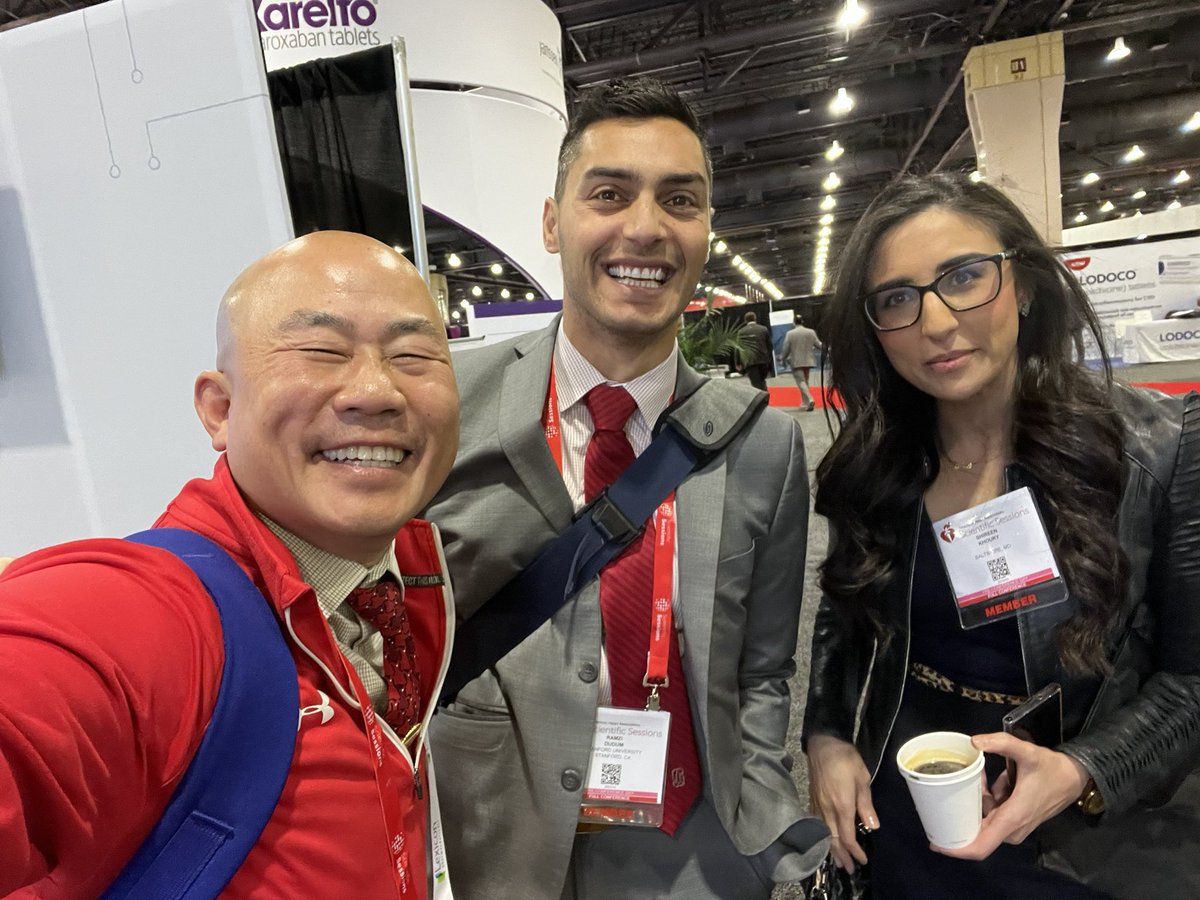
[543,367,674,828]
[931,486,1069,629]
[578,497,675,828]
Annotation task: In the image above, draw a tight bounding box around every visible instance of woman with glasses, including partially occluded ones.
[802,172,1200,898]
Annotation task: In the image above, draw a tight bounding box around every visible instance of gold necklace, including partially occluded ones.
[937,442,1006,472]
[940,449,979,471]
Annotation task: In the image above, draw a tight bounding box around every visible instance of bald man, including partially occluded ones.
[0,232,459,899]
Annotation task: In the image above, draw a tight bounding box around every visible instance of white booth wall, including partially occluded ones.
[0,0,294,554]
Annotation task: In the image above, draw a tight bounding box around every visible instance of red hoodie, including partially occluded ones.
[0,457,452,898]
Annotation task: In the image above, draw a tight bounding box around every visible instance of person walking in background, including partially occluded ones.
[780,313,821,410]
[803,172,1200,899]
[737,310,773,391]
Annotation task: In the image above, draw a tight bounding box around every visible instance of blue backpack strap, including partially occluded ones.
[102,528,299,900]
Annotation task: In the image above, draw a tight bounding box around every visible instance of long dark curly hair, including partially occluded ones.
[816,173,1127,674]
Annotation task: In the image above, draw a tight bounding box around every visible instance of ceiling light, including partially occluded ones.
[471,285,483,297]
[448,253,462,268]
[1132,189,1147,199]
[1081,172,1100,185]
[830,87,855,116]
[1122,144,1145,163]
[459,299,470,308]
[392,244,407,255]
[823,171,841,191]
[1182,112,1200,134]
[837,0,867,29]
[824,140,845,162]
[1173,169,1191,184]
[1168,199,1182,210]
[490,262,503,275]
[1136,233,1148,240]
[819,225,832,237]
[500,288,511,299]
[525,291,535,300]
[1106,36,1131,62]
[1074,211,1088,223]
[713,239,728,254]
[820,194,837,211]
[819,213,834,225]
[1100,200,1115,212]
[451,310,461,320]
[732,254,744,266]
[969,170,983,183]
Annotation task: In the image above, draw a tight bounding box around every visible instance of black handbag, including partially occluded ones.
[801,855,870,900]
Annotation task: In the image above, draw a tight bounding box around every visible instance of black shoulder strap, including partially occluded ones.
[439,424,702,706]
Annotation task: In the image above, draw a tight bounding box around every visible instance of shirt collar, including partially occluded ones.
[554,323,678,429]
[257,515,400,619]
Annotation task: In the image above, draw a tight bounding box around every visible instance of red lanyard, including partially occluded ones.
[346,669,420,896]
[542,365,677,692]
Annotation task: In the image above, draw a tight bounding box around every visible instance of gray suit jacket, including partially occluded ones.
[426,320,829,899]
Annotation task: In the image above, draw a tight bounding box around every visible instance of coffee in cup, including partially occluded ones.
[896,732,986,848]
[904,748,974,775]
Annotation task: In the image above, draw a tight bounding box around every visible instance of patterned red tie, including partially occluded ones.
[345,577,423,739]
[584,384,702,836]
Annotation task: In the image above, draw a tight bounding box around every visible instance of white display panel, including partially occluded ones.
[0,0,293,554]
[412,88,564,300]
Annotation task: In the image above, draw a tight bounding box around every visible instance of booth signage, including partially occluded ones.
[1061,235,1200,362]
[255,0,389,68]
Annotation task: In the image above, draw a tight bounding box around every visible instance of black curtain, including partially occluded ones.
[267,46,413,249]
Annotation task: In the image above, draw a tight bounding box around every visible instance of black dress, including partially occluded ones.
[865,515,1109,899]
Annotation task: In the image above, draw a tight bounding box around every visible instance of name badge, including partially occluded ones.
[931,486,1069,629]
[578,706,670,828]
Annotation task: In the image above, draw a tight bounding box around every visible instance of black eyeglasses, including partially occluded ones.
[862,249,1019,332]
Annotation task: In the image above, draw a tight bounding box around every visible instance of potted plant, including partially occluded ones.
[678,308,754,376]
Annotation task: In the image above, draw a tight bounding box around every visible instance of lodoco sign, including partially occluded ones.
[1061,236,1200,361]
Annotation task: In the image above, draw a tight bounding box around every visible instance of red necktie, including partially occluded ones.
[345,577,423,740]
[584,384,701,836]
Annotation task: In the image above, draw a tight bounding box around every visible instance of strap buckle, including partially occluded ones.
[579,489,642,544]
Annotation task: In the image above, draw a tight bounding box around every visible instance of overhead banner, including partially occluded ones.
[1061,234,1200,362]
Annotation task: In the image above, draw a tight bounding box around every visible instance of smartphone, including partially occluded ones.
[1001,682,1063,787]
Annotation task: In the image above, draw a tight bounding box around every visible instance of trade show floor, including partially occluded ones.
[762,359,1200,411]
[773,363,1199,899]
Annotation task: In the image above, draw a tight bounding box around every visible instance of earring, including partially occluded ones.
[1018,300,1031,317]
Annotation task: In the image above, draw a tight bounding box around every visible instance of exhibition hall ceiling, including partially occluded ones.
[6,0,1198,299]
[546,0,1200,296]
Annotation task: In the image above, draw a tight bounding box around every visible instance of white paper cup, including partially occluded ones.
[896,731,985,849]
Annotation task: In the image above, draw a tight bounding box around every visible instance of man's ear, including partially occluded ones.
[194,370,232,452]
[542,197,560,254]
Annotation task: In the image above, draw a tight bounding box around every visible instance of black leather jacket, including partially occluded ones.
[803,387,1200,888]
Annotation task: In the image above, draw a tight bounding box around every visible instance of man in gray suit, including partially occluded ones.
[780,314,822,411]
[426,77,828,900]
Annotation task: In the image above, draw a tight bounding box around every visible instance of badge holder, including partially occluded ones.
[578,696,670,828]
[931,486,1069,630]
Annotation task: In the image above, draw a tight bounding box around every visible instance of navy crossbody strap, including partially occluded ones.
[439,425,703,707]
[102,529,299,900]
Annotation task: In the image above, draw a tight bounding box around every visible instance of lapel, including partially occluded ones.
[497,317,575,534]
[670,359,725,739]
